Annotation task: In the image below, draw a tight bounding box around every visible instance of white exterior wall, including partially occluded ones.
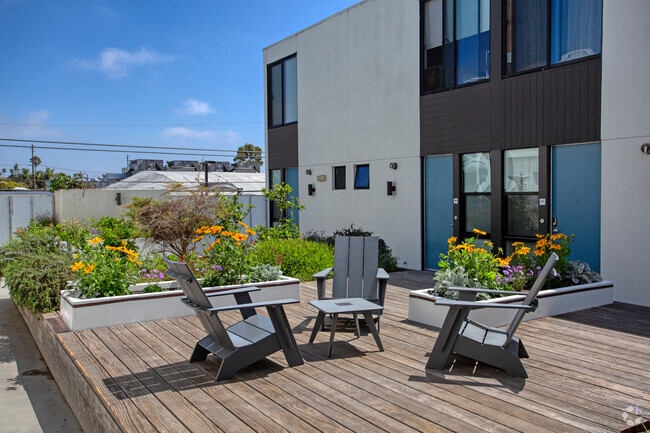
[264,0,422,269]
[601,0,650,306]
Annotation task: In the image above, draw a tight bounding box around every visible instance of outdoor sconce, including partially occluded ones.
[115,192,122,205]
[387,181,396,196]
[305,169,312,175]
[642,143,650,154]
[389,162,398,170]
[308,184,316,196]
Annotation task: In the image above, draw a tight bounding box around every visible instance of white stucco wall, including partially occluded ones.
[264,0,422,269]
[600,0,650,306]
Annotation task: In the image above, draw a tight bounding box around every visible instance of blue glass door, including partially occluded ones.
[552,143,601,272]
[424,155,454,270]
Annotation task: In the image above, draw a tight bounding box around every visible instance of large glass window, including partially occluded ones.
[268,55,298,127]
[504,148,539,240]
[505,0,602,76]
[422,0,490,93]
[462,153,491,235]
[354,164,370,190]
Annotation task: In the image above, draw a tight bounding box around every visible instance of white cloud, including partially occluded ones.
[178,99,215,116]
[159,127,241,142]
[72,47,174,79]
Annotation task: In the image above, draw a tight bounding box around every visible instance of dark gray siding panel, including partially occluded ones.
[420,86,491,155]
[267,123,298,170]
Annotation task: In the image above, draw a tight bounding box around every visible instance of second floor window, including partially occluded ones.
[268,55,297,127]
[504,0,602,76]
[422,0,490,93]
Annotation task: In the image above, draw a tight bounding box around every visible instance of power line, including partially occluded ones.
[0,138,264,155]
[0,143,247,158]
[0,122,263,127]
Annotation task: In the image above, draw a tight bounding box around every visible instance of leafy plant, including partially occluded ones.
[247,264,283,283]
[248,238,334,281]
[496,265,534,291]
[143,284,164,293]
[431,266,487,300]
[255,183,304,241]
[509,233,574,289]
[0,179,28,189]
[89,216,138,249]
[233,143,263,165]
[562,260,602,285]
[48,172,85,192]
[52,218,92,251]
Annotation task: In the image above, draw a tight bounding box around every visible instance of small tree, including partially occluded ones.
[48,172,82,192]
[233,143,263,165]
[256,183,304,240]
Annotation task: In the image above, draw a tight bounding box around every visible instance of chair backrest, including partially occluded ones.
[332,236,379,300]
[164,257,235,351]
[504,252,559,345]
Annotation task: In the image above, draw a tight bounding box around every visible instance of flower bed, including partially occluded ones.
[60,276,300,331]
[408,280,614,328]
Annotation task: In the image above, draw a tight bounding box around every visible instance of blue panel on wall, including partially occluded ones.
[552,143,601,272]
[285,168,299,230]
[424,155,454,270]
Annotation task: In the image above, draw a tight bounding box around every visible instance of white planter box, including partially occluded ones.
[60,276,301,331]
[408,281,614,329]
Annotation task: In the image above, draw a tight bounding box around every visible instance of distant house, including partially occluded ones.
[263,0,650,306]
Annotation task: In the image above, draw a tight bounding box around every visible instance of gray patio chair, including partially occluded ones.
[164,258,304,381]
[313,236,389,332]
[425,252,559,378]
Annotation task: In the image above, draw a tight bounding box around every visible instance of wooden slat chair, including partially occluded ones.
[426,252,559,378]
[164,258,304,381]
[312,236,389,332]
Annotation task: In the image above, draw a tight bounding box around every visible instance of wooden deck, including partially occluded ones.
[28,278,650,433]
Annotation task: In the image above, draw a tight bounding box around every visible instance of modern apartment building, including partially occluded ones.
[263,0,650,306]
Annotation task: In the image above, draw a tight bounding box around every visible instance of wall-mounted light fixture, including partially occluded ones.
[115,192,122,205]
[387,181,396,196]
[642,143,650,155]
[308,184,316,196]
[389,162,398,170]
[305,169,312,175]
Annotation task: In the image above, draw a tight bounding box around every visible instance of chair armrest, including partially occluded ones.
[313,268,333,279]
[206,298,300,314]
[376,268,389,280]
[204,286,261,298]
[434,298,538,311]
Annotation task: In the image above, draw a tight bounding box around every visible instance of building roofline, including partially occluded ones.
[263,0,369,52]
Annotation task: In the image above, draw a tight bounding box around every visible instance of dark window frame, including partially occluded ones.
[420,0,491,95]
[353,164,370,190]
[502,0,603,79]
[267,54,298,129]
[333,165,346,190]
[502,148,540,245]
[460,152,492,239]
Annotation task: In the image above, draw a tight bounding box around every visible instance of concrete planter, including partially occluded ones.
[408,280,614,329]
[60,276,300,331]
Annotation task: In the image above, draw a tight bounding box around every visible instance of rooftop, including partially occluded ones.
[103,170,265,194]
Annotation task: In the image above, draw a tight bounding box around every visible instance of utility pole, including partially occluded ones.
[31,144,35,189]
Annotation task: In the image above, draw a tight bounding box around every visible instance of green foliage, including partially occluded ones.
[0,179,28,189]
[89,216,138,249]
[328,225,400,272]
[255,183,304,241]
[215,195,253,233]
[143,284,164,293]
[509,233,575,289]
[0,225,73,312]
[52,218,91,251]
[437,232,503,290]
[562,260,602,286]
[233,143,263,165]
[247,264,283,283]
[431,266,488,300]
[195,223,254,287]
[249,238,334,281]
[48,172,84,192]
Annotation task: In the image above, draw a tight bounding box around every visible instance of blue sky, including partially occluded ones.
[0,0,359,177]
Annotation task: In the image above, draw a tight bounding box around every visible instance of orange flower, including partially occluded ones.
[536,234,545,238]
[447,236,457,245]
[549,244,561,250]
[516,247,531,255]
[534,249,544,256]
[512,242,524,247]
[70,261,85,271]
[245,229,256,236]
[88,236,103,245]
[238,221,249,229]
[472,228,486,236]
[192,236,204,243]
[83,264,96,273]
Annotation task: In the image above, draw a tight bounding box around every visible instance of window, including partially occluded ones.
[269,169,283,226]
[504,148,539,246]
[333,166,346,190]
[462,153,491,235]
[505,0,602,76]
[422,0,490,93]
[354,164,370,189]
[268,55,297,127]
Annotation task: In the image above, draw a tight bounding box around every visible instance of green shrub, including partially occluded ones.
[0,226,73,312]
[328,225,399,272]
[89,216,139,248]
[249,239,334,281]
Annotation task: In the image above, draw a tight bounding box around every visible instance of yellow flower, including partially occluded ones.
[494,257,511,266]
[83,264,95,273]
[245,229,256,236]
[121,240,128,246]
[534,249,544,256]
[88,236,103,245]
[70,261,85,271]
[472,228,486,236]
[536,239,548,248]
[221,231,232,237]
[516,247,531,255]
[238,221,249,229]
[447,236,457,245]
[512,242,524,247]
[114,258,119,262]
[210,226,224,234]
[536,234,545,239]
[551,233,568,241]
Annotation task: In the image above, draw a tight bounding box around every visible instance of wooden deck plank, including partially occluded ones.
[32,276,649,433]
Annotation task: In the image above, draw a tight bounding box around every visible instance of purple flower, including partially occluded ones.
[141,269,147,273]
[152,269,159,273]
[211,265,217,270]
[536,266,542,270]
[195,268,199,271]
[145,273,151,278]
[158,273,165,279]
[216,265,223,272]
[201,267,205,273]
